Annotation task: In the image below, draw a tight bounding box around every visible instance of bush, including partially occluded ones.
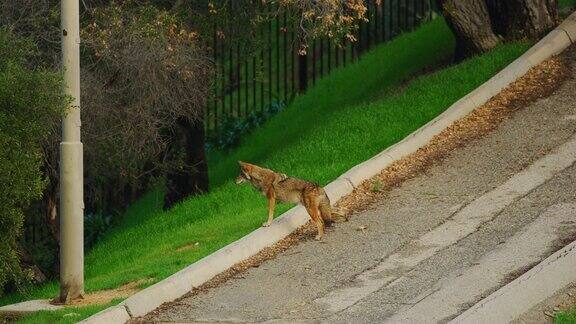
[0,28,66,295]
[57,2,213,212]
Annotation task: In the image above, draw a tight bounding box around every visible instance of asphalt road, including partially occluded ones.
[144,54,576,323]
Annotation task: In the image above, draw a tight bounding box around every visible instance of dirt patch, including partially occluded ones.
[133,47,573,323]
[175,242,200,252]
[53,278,153,307]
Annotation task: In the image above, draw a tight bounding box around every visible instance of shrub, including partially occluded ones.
[0,28,66,295]
[78,2,213,211]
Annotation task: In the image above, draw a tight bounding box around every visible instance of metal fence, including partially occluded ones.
[206,0,433,135]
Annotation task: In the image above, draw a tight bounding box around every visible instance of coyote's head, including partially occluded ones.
[236,161,254,184]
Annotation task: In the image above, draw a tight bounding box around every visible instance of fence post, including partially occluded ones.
[298,38,308,92]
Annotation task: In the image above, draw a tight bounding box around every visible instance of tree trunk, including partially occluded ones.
[164,117,209,209]
[18,246,46,284]
[495,0,557,41]
[44,180,59,243]
[437,0,500,60]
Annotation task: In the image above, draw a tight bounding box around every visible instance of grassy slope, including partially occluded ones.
[9,18,533,323]
[209,19,455,186]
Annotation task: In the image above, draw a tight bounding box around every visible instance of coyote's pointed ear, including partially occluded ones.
[238,161,253,172]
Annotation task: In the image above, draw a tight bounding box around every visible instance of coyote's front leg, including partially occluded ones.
[263,189,276,227]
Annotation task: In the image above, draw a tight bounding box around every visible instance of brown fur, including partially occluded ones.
[236,161,347,240]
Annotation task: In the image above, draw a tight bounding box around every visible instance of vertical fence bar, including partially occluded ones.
[283,10,288,103]
[268,9,272,105]
[405,0,409,30]
[348,40,353,62]
[245,57,249,116]
[408,0,413,30]
[351,33,356,61]
[298,50,308,92]
[320,38,324,76]
[357,16,363,54]
[260,18,265,112]
[237,45,241,117]
[414,0,418,28]
[312,39,316,85]
[291,10,295,100]
[276,11,280,103]
[403,0,408,30]
[342,43,347,67]
[374,0,379,43]
[335,41,339,67]
[364,1,369,51]
[214,34,219,133]
[399,0,404,30]
[327,39,332,72]
[392,0,400,37]
[253,54,256,114]
[228,48,233,120]
[366,0,372,50]
[219,31,225,133]
[210,28,216,133]
[387,0,392,40]
[378,0,383,42]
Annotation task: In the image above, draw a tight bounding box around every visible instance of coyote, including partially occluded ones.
[236,161,347,240]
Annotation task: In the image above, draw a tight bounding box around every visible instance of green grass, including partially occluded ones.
[13,300,121,324]
[556,306,576,324]
[5,18,532,323]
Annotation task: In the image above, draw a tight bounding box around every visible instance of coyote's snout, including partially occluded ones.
[236,161,347,240]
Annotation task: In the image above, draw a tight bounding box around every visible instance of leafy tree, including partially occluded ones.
[0,29,66,294]
[75,2,214,210]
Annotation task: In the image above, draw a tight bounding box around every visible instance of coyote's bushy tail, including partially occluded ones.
[319,193,348,226]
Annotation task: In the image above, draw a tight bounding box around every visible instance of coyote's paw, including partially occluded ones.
[262,221,272,227]
[315,234,323,241]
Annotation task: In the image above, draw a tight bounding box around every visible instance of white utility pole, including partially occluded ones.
[59,0,84,303]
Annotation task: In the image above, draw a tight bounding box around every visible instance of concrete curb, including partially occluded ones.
[80,11,576,324]
[450,240,576,324]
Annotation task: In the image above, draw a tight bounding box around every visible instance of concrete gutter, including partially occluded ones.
[79,11,576,324]
[450,239,576,324]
